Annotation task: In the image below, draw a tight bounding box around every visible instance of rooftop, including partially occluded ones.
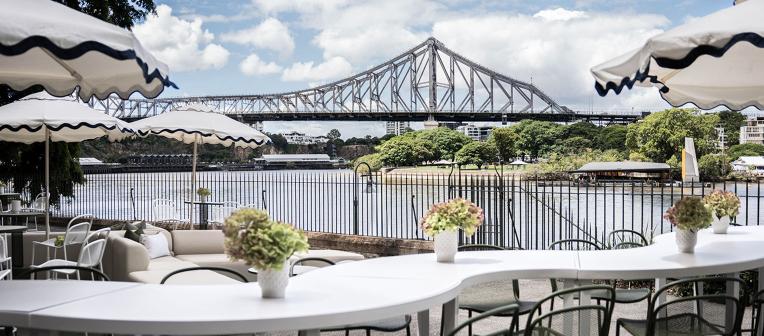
[575,161,671,173]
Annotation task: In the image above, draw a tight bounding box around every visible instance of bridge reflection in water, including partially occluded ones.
[89,38,643,125]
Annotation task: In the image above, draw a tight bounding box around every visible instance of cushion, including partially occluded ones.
[171,230,225,255]
[146,256,197,271]
[141,233,171,259]
[174,254,255,282]
[124,222,145,242]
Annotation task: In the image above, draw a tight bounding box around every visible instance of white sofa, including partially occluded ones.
[25,226,365,284]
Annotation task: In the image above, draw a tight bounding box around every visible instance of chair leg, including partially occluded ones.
[468,310,473,336]
[365,329,370,336]
[345,330,349,336]
[406,325,411,336]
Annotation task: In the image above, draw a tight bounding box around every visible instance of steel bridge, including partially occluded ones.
[91,38,641,124]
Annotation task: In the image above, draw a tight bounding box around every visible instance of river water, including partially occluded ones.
[53,169,764,249]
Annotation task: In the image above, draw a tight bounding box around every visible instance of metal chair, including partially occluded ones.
[209,201,240,229]
[616,276,748,336]
[446,303,520,336]
[22,192,49,230]
[752,289,764,335]
[160,266,249,284]
[606,230,649,249]
[24,265,110,281]
[151,199,189,224]
[33,236,108,280]
[32,215,93,265]
[548,239,601,293]
[0,235,10,280]
[523,285,616,336]
[456,244,538,335]
[290,257,335,277]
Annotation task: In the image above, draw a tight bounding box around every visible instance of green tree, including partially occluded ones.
[353,153,383,173]
[0,0,157,205]
[553,136,593,154]
[414,128,472,161]
[562,121,598,140]
[717,110,746,147]
[626,108,719,163]
[595,124,628,150]
[728,143,764,160]
[489,127,520,162]
[377,136,435,166]
[455,142,498,169]
[327,129,341,140]
[698,154,730,181]
[513,120,562,158]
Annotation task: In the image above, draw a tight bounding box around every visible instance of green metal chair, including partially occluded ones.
[160,267,249,284]
[446,303,520,336]
[456,244,539,335]
[606,230,649,249]
[616,276,748,336]
[752,289,764,335]
[521,285,616,336]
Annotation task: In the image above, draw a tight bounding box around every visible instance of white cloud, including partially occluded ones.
[431,8,670,109]
[133,5,229,71]
[281,56,353,82]
[240,53,282,76]
[221,18,295,56]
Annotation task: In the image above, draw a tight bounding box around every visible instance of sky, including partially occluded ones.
[134,0,733,138]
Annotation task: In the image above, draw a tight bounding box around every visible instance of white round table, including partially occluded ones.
[1,226,764,335]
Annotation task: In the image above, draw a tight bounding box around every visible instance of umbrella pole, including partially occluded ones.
[190,137,198,229]
[45,127,50,239]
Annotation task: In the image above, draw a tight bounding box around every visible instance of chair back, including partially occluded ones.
[25,265,110,281]
[0,235,8,260]
[290,257,335,277]
[211,202,240,223]
[64,222,92,245]
[68,214,94,228]
[525,285,615,336]
[152,199,181,221]
[647,277,747,336]
[447,303,519,336]
[548,239,601,251]
[458,244,505,251]
[160,266,248,284]
[30,192,49,211]
[607,229,648,249]
[77,239,107,268]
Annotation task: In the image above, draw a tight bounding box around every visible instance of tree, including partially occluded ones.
[698,154,730,181]
[728,143,764,160]
[717,110,746,147]
[562,121,598,140]
[455,142,498,169]
[595,124,628,150]
[513,120,562,158]
[414,128,472,161]
[626,108,720,163]
[377,136,435,166]
[327,129,341,140]
[489,127,520,162]
[552,136,593,154]
[0,0,157,205]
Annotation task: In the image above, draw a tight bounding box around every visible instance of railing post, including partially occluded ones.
[353,162,371,235]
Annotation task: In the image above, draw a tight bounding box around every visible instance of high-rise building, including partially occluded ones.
[385,121,410,135]
[457,124,494,141]
[739,116,764,145]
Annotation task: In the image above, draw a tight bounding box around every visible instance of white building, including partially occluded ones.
[385,121,410,135]
[739,116,764,145]
[457,124,493,141]
[281,132,329,145]
[731,156,764,175]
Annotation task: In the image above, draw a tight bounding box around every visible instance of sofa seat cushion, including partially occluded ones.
[294,250,365,266]
[128,269,241,284]
[146,256,197,271]
[171,230,224,255]
[174,254,255,281]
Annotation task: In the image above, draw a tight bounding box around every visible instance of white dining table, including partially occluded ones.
[1,226,764,336]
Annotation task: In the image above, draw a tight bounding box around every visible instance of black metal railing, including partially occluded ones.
[23,168,764,249]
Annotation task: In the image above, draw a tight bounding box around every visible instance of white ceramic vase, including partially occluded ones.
[257,261,290,298]
[675,228,698,253]
[712,214,730,234]
[433,230,458,263]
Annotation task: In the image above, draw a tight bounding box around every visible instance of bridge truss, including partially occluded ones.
[91,38,638,123]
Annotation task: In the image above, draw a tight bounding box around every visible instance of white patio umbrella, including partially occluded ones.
[129,104,270,226]
[0,93,134,236]
[0,0,175,100]
[591,0,764,110]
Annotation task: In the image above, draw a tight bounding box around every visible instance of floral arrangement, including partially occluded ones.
[54,235,64,247]
[196,187,211,198]
[664,197,713,232]
[222,208,309,270]
[703,190,740,219]
[421,198,484,237]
